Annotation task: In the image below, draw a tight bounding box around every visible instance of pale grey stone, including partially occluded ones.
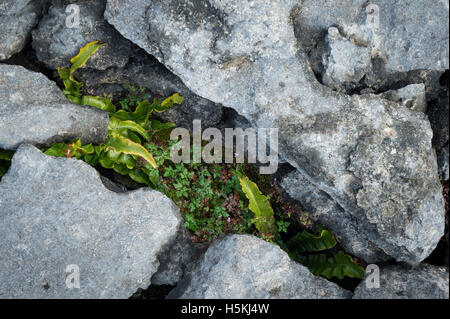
[294,0,449,74]
[0,145,182,298]
[105,0,445,263]
[168,235,351,299]
[0,0,43,60]
[0,64,109,150]
[321,27,373,92]
[32,0,132,71]
[353,264,449,299]
[78,50,223,130]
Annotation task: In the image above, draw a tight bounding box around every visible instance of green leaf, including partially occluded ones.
[239,175,276,237]
[84,153,100,166]
[58,67,83,100]
[108,117,150,141]
[105,134,157,169]
[113,163,133,175]
[296,251,365,280]
[286,230,336,254]
[69,41,106,79]
[81,96,116,112]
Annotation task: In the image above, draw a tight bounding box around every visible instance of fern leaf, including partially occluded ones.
[286,230,336,254]
[296,251,365,279]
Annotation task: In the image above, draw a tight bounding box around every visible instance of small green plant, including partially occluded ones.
[46,42,185,186]
[0,149,13,179]
[42,42,363,280]
[239,174,278,242]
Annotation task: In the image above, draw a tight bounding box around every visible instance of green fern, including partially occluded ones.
[44,42,184,186]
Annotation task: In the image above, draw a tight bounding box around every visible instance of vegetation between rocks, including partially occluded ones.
[0,42,365,281]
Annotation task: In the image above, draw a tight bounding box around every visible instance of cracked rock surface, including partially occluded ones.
[32,0,132,71]
[0,145,182,298]
[105,0,445,263]
[353,264,449,299]
[0,64,109,150]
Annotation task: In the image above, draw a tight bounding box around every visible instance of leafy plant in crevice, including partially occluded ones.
[44,41,364,280]
[285,229,365,279]
[238,174,279,242]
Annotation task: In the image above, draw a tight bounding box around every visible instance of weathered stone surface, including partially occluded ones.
[0,0,44,60]
[32,0,132,71]
[78,49,223,129]
[427,84,449,150]
[321,27,372,92]
[294,0,449,75]
[380,84,427,113]
[353,264,449,299]
[281,170,390,263]
[105,0,445,263]
[0,64,108,150]
[151,227,207,286]
[0,145,182,298]
[168,235,351,299]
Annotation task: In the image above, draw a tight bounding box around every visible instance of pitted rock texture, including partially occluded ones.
[168,235,351,299]
[151,227,207,286]
[0,145,182,298]
[0,0,44,60]
[353,264,449,299]
[32,0,132,71]
[0,64,109,150]
[105,0,445,263]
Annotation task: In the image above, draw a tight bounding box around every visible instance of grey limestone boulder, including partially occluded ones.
[0,145,183,298]
[168,234,351,299]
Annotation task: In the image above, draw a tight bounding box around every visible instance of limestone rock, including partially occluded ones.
[0,64,108,150]
[0,145,182,298]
